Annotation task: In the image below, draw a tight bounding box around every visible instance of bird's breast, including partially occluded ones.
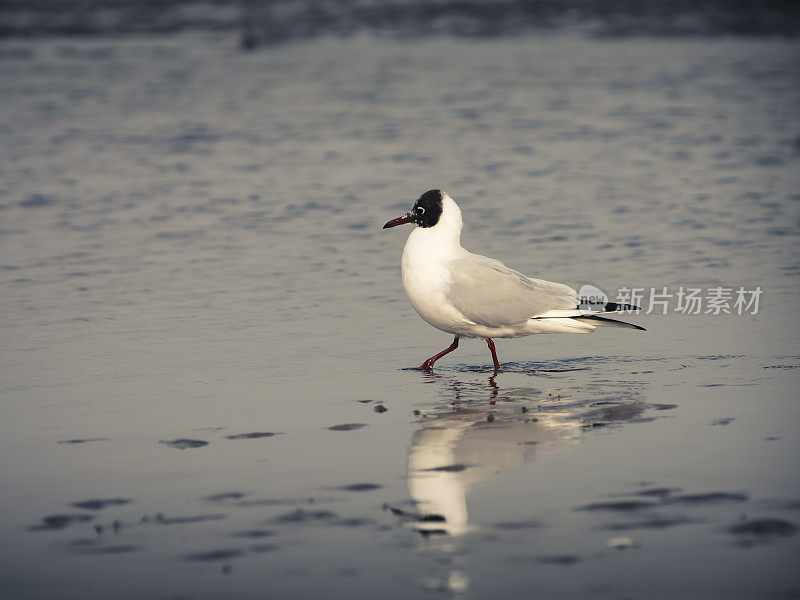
[401,232,471,335]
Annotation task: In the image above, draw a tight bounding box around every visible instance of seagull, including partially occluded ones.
[383,189,644,372]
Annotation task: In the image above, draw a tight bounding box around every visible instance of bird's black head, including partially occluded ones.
[383,189,445,229]
[412,189,444,228]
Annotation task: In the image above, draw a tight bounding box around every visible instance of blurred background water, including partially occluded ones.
[1,2,799,599]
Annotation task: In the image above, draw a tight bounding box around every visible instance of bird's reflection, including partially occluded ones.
[403,366,646,537]
[406,375,566,537]
[394,366,650,595]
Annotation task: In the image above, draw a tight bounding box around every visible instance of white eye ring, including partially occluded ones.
[417,206,425,214]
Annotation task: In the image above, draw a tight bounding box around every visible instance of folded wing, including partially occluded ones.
[445,254,579,328]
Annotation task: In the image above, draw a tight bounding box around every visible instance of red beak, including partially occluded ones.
[382,212,415,229]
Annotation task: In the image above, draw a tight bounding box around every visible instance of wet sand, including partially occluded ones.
[0,32,799,599]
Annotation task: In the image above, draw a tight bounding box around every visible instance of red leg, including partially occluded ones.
[486,338,501,372]
[420,336,459,371]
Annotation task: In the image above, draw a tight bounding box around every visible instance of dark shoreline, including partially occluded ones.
[1,0,799,47]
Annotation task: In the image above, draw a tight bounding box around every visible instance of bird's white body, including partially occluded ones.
[400,193,598,339]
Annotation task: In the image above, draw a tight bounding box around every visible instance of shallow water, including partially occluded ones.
[1,32,799,599]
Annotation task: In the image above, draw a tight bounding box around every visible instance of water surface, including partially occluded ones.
[1,31,799,599]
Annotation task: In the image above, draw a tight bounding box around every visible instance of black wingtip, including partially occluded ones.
[572,315,646,331]
[603,302,641,312]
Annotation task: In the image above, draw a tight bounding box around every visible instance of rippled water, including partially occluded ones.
[1,32,799,599]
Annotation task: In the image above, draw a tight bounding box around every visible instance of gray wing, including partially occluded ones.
[446,254,578,327]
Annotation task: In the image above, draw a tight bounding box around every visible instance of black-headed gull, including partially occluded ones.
[383,189,644,371]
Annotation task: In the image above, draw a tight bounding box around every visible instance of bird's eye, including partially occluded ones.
[416,206,425,214]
